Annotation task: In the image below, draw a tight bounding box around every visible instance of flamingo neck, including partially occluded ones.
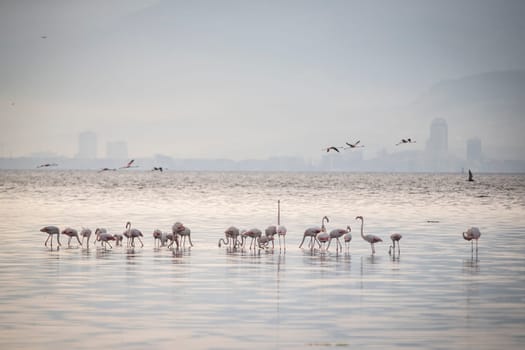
[359,219,364,239]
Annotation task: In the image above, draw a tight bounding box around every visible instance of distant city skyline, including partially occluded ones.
[1,1,524,163]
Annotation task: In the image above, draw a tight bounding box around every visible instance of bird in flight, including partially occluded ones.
[37,163,58,168]
[152,167,164,172]
[345,140,364,148]
[396,138,416,146]
[98,167,116,173]
[324,146,341,153]
[119,159,138,169]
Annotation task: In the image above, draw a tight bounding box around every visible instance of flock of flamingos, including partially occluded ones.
[38,200,482,256]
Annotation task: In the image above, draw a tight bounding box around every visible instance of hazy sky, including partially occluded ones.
[1,0,524,160]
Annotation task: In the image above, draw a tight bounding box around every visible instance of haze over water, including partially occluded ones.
[0,170,524,349]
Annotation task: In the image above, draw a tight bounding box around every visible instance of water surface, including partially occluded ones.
[0,171,524,349]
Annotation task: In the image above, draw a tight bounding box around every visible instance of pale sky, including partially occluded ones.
[1,0,524,160]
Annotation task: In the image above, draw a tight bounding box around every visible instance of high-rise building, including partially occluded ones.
[77,131,97,158]
[466,138,482,162]
[426,118,448,156]
[106,141,128,159]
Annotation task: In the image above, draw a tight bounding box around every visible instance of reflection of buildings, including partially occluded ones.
[77,131,97,158]
[106,141,128,159]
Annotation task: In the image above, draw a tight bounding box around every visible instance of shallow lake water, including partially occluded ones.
[0,170,524,349]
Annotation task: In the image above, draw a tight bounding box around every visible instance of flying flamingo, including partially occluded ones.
[80,228,92,247]
[119,159,138,169]
[172,222,193,248]
[345,140,364,148]
[125,221,144,248]
[396,138,416,146]
[327,226,351,252]
[389,233,402,255]
[276,200,288,251]
[299,216,329,249]
[61,227,82,248]
[40,225,61,248]
[462,227,481,253]
[355,216,382,254]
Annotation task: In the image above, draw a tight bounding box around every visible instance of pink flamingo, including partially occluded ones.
[61,227,82,247]
[327,226,351,252]
[276,200,288,251]
[113,233,124,246]
[317,230,330,250]
[40,226,61,248]
[344,231,352,249]
[125,221,144,248]
[218,226,241,248]
[462,227,481,253]
[95,228,115,250]
[355,216,382,254]
[153,229,167,248]
[172,222,192,248]
[389,233,402,255]
[299,216,329,249]
[167,232,179,249]
[80,228,92,247]
[241,228,262,250]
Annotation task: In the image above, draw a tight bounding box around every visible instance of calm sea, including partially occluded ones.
[0,170,524,349]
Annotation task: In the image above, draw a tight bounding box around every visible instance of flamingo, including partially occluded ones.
[119,159,138,169]
[264,225,277,249]
[167,233,179,249]
[80,228,92,247]
[345,140,364,148]
[219,226,241,248]
[276,199,288,251]
[324,146,341,153]
[61,227,82,248]
[113,233,124,246]
[40,226,61,248]
[152,229,168,247]
[344,231,352,249]
[396,138,416,146]
[125,221,144,248]
[463,227,481,253]
[355,216,382,254]
[389,233,402,255]
[37,163,58,168]
[317,230,330,250]
[327,226,351,252]
[93,227,107,247]
[172,222,193,248]
[299,216,329,249]
[257,233,273,249]
[241,228,262,250]
[94,228,115,250]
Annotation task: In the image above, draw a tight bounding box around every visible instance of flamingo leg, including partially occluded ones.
[187,235,193,247]
[137,236,144,248]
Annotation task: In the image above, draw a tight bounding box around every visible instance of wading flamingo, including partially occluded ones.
[80,228,92,247]
[40,226,61,248]
[113,233,124,246]
[242,228,262,250]
[327,226,351,252]
[125,221,144,248]
[355,216,382,254]
[462,227,481,253]
[61,227,82,247]
[389,233,402,255]
[317,230,330,250]
[299,216,329,249]
[276,200,288,251]
[172,222,193,248]
[153,229,168,247]
[167,233,179,249]
[218,226,241,248]
[95,228,115,250]
[344,230,352,249]
[264,225,277,249]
